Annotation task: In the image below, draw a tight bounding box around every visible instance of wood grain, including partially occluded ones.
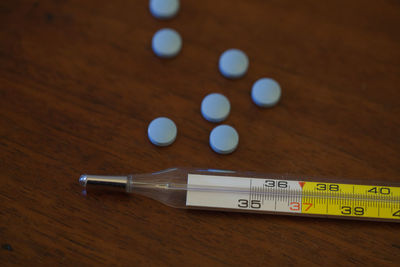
[1,0,400,265]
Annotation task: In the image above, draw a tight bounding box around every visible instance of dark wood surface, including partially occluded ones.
[1,0,400,265]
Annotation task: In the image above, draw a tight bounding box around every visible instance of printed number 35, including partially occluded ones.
[238,199,261,209]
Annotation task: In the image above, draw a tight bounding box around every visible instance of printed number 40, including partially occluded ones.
[368,187,390,195]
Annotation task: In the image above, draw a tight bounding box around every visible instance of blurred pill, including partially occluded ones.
[152,28,182,58]
[219,49,249,79]
[201,93,231,123]
[209,125,239,154]
[149,0,180,19]
[251,78,281,107]
[148,117,177,146]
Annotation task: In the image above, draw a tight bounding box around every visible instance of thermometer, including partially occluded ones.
[79,168,400,222]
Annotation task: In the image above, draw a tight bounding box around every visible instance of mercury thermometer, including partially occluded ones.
[79,168,400,222]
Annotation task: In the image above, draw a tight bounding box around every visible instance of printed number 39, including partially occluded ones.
[341,206,364,215]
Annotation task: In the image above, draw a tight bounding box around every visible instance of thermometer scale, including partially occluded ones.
[79,168,400,222]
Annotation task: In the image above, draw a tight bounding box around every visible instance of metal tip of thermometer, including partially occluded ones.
[79,175,88,186]
[79,174,130,193]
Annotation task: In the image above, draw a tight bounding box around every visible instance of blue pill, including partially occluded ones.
[147,117,177,146]
[209,125,239,154]
[201,93,230,123]
[152,28,182,58]
[149,0,180,19]
[219,49,249,79]
[251,78,281,107]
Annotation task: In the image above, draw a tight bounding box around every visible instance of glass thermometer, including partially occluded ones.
[79,168,400,222]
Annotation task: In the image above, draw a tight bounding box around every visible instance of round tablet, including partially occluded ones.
[152,28,182,58]
[201,93,230,123]
[147,117,177,146]
[219,49,249,79]
[149,0,180,19]
[209,125,239,154]
[251,78,281,107]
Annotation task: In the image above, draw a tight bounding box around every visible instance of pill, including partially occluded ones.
[209,125,239,154]
[152,28,182,58]
[147,117,177,146]
[201,93,230,123]
[251,78,281,107]
[218,49,249,79]
[149,0,180,19]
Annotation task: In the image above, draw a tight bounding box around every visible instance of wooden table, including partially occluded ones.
[1,0,399,265]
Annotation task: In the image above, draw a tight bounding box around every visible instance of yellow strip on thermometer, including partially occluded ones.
[301,182,400,219]
[186,174,400,221]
